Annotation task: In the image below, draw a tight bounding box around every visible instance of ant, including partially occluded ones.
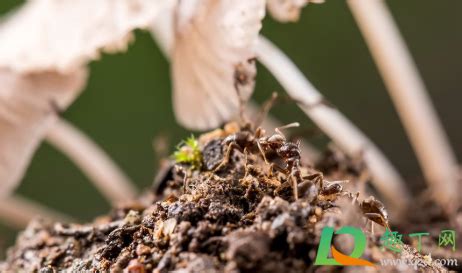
[360,196,390,230]
[214,122,304,200]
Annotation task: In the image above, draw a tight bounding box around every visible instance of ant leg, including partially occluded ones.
[269,163,285,177]
[304,173,324,189]
[314,173,324,190]
[364,213,390,230]
[363,219,369,230]
[256,141,269,164]
[243,147,250,178]
[291,175,299,200]
[351,192,360,204]
[214,142,238,172]
[363,219,375,235]
[383,217,391,231]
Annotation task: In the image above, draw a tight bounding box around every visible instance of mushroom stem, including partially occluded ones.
[257,36,410,214]
[347,0,459,211]
[46,119,137,205]
[0,194,73,228]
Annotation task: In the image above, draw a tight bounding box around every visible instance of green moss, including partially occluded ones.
[173,135,202,169]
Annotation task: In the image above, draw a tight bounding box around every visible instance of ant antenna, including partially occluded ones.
[254,92,278,128]
[275,122,300,138]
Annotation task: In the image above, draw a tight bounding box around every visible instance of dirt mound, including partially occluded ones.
[0,125,449,272]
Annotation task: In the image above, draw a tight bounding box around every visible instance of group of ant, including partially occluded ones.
[210,92,390,229]
[214,121,304,199]
[210,91,305,200]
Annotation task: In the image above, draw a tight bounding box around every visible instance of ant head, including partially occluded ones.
[237,120,252,131]
[278,142,300,158]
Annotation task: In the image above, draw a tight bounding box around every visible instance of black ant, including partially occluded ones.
[214,122,303,200]
[360,196,390,230]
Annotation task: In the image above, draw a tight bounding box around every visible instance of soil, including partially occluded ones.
[0,124,459,272]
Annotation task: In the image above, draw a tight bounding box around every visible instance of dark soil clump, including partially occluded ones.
[0,125,453,272]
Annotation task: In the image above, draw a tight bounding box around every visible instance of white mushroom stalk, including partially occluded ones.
[0,195,73,229]
[0,69,87,196]
[347,0,460,212]
[46,119,137,205]
[257,36,411,213]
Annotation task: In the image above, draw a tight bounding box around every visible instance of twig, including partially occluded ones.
[46,119,137,205]
[257,36,410,214]
[347,0,459,212]
[0,194,73,229]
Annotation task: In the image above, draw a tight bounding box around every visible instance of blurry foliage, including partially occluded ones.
[0,0,461,257]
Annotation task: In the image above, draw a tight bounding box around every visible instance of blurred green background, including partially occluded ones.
[1,0,461,256]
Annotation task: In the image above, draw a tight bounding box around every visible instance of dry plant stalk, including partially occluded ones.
[257,36,410,214]
[46,119,137,205]
[0,195,73,228]
[347,0,460,211]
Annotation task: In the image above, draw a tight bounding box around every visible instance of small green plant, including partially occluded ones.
[173,135,202,169]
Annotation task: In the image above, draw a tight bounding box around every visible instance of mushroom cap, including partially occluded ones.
[0,0,169,73]
[171,0,265,130]
[0,0,169,194]
[267,0,324,23]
